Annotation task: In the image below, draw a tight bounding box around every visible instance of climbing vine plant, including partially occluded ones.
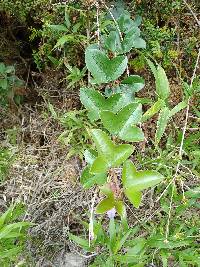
[79,9,165,217]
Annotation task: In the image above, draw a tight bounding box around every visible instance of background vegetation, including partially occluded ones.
[0,0,199,266]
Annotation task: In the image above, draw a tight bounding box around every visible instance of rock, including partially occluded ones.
[53,252,87,267]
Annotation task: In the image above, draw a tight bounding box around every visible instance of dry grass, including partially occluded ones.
[0,100,94,265]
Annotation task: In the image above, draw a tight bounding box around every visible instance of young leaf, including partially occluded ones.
[100,183,114,198]
[115,200,126,219]
[85,45,128,84]
[100,103,144,142]
[96,198,115,214]
[90,129,134,173]
[80,88,122,121]
[155,107,171,145]
[104,31,122,53]
[90,156,108,173]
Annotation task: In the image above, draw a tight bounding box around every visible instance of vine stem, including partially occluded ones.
[89,189,98,247]
[95,1,101,47]
[165,47,200,241]
[100,1,123,41]
[86,5,91,84]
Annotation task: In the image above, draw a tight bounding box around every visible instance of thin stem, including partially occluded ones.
[183,0,200,27]
[165,47,200,241]
[101,1,123,41]
[89,189,98,247]
[95,1,101,47]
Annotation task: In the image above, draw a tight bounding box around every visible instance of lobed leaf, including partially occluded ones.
[100,103,144,142]
[90,129,134,173]
[85,45,128,84]
[80,87,122,121]
[122,160,164,208]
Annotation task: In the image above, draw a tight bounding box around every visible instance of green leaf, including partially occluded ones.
[0,79,8,90]
[5,65,15,74]
[146,58,157,78]
[121,75,145,92]
[142,99,165,122]
[100,183,114,198]
[124,189,142,208]
[54,35,72,48]
[126,238,146,255]
[118,13,134,33]
[156,65,170,100]
[96,198,115,214]
[80,88,122,121]
[0,205,14,229]
[118,13,136,33]
[54,34,86,48]
[147,236,191,249]
[84,149,98,165]
[100,103,144,142]
[80,166,107,189]
[122,160,164,191]
[0,247,22,259]
[114,228,133,254]
[109,218,116,253]
[0,62,6,73]
[48,24,68,32]
[104,31,122,53]
[90,129,134,173]
[122,28,146,52]
[85,45,128,84]
[90,156,108,173]
[169,101,187,117]
[122,160,164,207]
[69,233,90,250]
[146,59,170,100]
[0,222,31,239]
[115,200,126,218]
[104,76,145,112]
[155,107,171,145]
[132,37,146,49]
